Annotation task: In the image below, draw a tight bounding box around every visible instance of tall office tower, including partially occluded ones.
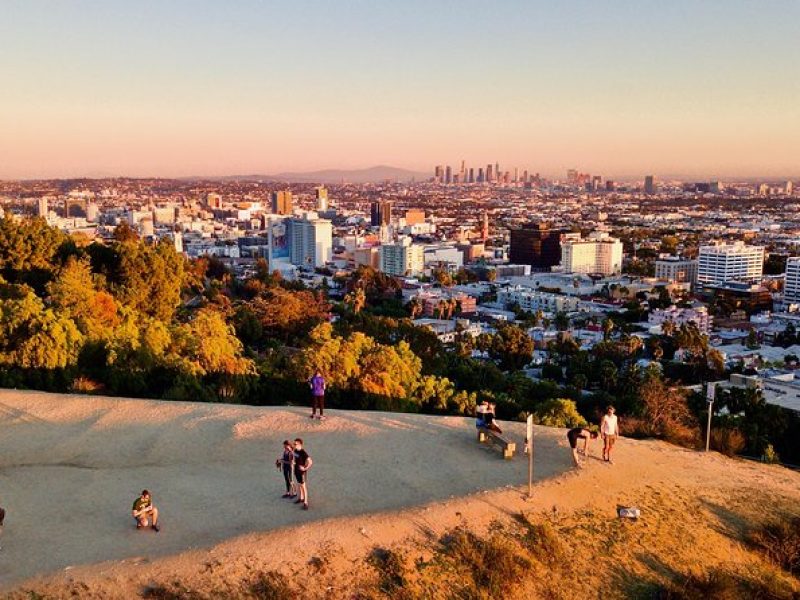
[522,170,529,184]
[37,197,48,217]
[481,211,489,242]
[495,162,500,181]
[380,237,425,276]
[509,223,564,270]
[513,167,519,183]
[460,160,466,181]
[787,180,794,196]
[560,231,623,275]
[468,168,474,183]
[644,175,656,195]
[486,164,493,183]
[592,175,602,191]
[434,165,444,183]
[567,169,579,184]
[445,165,452,184]
[785,257,800,304]
[477,168,484,183]
[370,200,392,226]
[271,190,293,215]
[288,216,333,269]
[605,180,615,192]
[315,186,329,211]
[697,242,765,284]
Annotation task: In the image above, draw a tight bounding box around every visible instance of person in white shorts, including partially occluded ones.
[600,406,619,463]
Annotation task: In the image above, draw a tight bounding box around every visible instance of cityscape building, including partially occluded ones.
[697,242,765,284]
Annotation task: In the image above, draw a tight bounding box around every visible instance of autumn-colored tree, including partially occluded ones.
[0,215,68,284]
[251,287,330,343]
[170,308,254,376]
[344,287,367,315]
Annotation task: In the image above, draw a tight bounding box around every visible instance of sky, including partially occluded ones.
[0,0,798,180]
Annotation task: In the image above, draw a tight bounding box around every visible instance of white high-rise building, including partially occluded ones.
[315,186,329,212]
[288,217,332,269]
[785,257,800,304]
[697,242,764,285]
[560,231,623,275]
[380,237,425,276]
[37,197,49,218]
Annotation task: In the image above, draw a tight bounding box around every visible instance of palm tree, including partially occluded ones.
[407,298,423,319]
[344,287,366,315]
[661,319,676,337]
[602,318,615,341]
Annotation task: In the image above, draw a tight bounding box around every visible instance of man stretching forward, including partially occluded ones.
[600,406,620,463]
[293,438,313,511]
[132,489,160,532]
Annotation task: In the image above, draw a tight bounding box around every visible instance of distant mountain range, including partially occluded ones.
[190,165,429,184]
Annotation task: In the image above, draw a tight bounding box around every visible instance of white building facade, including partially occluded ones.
[288,217,333,269]
[380,237,425,276]
[697,242,764,284]
[497,286,581,313]
[785,257,800,304]
[560,231,623,275]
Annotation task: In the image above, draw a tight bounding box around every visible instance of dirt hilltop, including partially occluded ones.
[1,389,799,599]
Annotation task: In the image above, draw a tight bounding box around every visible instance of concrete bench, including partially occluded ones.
[477,426,516,459]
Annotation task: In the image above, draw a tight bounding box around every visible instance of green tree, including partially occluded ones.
[488,325,534,371]
[532,398,587,428]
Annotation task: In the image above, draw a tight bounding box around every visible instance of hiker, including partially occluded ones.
[132,489,160,532]
[600,406,620,463]
[308,370,326,420]
[483,402,502,434]
[567,427,598,468]
[0,504,5,527]
[276,439,297,498]
[293,438,313,510]
[475,400,489,428]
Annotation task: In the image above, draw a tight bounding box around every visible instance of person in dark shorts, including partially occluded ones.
[293,438,313,510]
[132,489,160,532]
[276,440,296,498]
[309,371,326,420]
[567,427,598,468]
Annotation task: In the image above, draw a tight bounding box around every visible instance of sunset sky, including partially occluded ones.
[1,0,798,180]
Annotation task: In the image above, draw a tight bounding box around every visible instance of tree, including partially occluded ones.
[554,311,570,332]
[746,329,760,350]
[0,283,83,369]
[602,318,615,341]
[0,215,69,287]
[532,398,587,428]
[344,287,367,315]
[171,308,254,376]
[637,370,697,445]
[488,325,534,371]
[407,298,423,319]
[251,287,330,343]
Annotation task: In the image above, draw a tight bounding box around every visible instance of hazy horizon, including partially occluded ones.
[1,1,798,180]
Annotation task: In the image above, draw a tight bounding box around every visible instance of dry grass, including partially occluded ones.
[749,516,800,577]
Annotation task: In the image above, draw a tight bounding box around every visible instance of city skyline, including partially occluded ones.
[1,1,799,180]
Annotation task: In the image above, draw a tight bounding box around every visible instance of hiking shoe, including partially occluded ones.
[282,493,292,498]
[303,503,309,510]
[309,414,315,419]
[152,524,160,533]
[294,499,303,504]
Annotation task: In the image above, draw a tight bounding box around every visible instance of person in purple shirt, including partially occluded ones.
[309,370,326,420]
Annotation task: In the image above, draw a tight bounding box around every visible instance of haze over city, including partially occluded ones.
[1,0,798,180]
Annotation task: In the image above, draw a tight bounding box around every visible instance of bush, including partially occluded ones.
[749,516,800,576]
[441,528,530,598]
[710,427,746,457]
[519,519,566,566]
[762,444,781,464]
[70,376,104,394]
[532,398,587,428]
[656,568,792,600]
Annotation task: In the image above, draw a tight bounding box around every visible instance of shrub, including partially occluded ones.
[441,528,530,598]
[710,427,746,457]
[366,548,411,596]
[70,376,104,394]
[532,398,587,428]
[762,444,781,464]
[519,519,566,566]
[656,568,792,600]
[749,516,800,576]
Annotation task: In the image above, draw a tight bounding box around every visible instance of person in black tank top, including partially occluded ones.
[567,427,598,468]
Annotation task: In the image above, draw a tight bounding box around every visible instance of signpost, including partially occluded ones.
[705,382,715,452]
[526,413,534,498]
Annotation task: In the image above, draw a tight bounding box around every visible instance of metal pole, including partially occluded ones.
[526,413,534,498]
[705,400,713,452]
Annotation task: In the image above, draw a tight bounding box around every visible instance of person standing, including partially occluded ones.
[600,406,620,463]
[293,438,313,510]
[308,371,326,420]
[276,440,296,499]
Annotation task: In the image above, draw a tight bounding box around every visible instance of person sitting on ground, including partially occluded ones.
[567,427,598,468]
[483,402,503,434]
[132,489,160,532]
[475,400,489,428]
[276,440,297,499]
